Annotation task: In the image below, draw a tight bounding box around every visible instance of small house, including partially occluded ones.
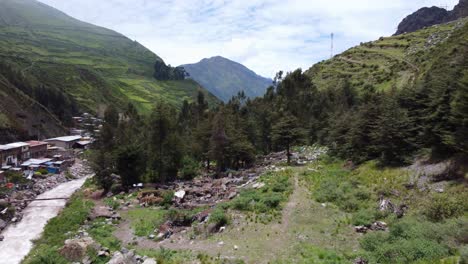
[45,136,82,149]
[74,140,93,150]
[0,142,30,167]
[26,141,48,159]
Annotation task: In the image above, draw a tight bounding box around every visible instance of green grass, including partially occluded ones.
[126,208,168,237]
[23,192,94,264]
[88,219,121,251]
[125,206,208,237]
[135,248,244,264]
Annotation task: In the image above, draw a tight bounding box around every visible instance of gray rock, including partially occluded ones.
[0,219,6,231]
[142,259,157,264]
[0,235,4,241]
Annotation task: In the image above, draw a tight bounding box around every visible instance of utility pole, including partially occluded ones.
[330,33,334,59]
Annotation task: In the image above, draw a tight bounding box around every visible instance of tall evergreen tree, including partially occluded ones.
[272,113,306,164]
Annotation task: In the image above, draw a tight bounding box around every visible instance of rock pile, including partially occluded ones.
[354,221,388,233]
[107,248,157,264]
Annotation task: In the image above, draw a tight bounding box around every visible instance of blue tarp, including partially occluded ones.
[47,167,59,174]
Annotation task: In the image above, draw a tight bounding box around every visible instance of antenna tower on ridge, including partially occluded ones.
[330,33,334,59]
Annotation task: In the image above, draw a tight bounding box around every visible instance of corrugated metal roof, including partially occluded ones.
[45,136,82,142]
[0,142,29,150]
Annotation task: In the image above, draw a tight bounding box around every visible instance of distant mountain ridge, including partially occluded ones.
[182,56,272,102]
[395,0,468,35]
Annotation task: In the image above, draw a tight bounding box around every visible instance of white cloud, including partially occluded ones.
[38,0,459,78]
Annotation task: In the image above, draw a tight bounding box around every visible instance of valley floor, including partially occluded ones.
[19,149,468,264]
[114,168,360,263]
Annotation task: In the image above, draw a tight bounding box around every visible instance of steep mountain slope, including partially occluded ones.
[306,17,468,94]
[0,0,217,141]
[395,0,468,35]
[182,56,272,102]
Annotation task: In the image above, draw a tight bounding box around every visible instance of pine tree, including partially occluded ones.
[449,75,468,153]
[371,91,415,165]
[210,111,229,173]
[116,145,145,189]
[272,113,306,164]
[147,102,181,182]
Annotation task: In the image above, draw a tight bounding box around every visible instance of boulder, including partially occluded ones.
[59,237,95,262]
[174,190,186,199]
[89,206,113,219]
[142,259,157,264]
[0,235,4,241]
[107,250,137,264]
[228,192,237,199]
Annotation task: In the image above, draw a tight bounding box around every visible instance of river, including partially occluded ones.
[0,176,89,264]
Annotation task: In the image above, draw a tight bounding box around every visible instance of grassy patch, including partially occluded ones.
[274,244,350,264]
[227,170,293,218]
[126,208,168,237]
[23,192,94,264]
[88,219,121,251]
[135,248,244,264]
[360,217,468,264]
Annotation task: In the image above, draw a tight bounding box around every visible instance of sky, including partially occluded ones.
[38,0,459,78]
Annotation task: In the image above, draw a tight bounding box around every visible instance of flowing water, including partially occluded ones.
[0,176,89,264]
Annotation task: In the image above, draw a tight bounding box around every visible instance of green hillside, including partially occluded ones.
[0,0,217,140]
[306,17,468,93]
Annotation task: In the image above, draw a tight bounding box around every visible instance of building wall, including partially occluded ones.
[30,145,47,158]
[46,140,76,149]
[1,148,21,167]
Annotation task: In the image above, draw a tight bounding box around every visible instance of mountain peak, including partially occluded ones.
[182,56,271,102]
[395,0,468,35]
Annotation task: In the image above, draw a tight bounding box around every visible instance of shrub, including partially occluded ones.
[161,190,174,208]
[37,168,48,175]
[352,208,377,226]
[460,245,468,264]
[373,238,449,263]
[261,193,282,208]
[424,193,465,222]
[209,208,229,227]
[360,217,459,263]
[110,183,123,194]
[180,156,199,180]
[6,171,29,184]
[104,197,120,210]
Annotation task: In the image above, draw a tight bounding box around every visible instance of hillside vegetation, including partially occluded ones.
[0,0,217,140]
[306,17,468,94]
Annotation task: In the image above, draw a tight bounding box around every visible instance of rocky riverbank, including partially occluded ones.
[0,159,92,241]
